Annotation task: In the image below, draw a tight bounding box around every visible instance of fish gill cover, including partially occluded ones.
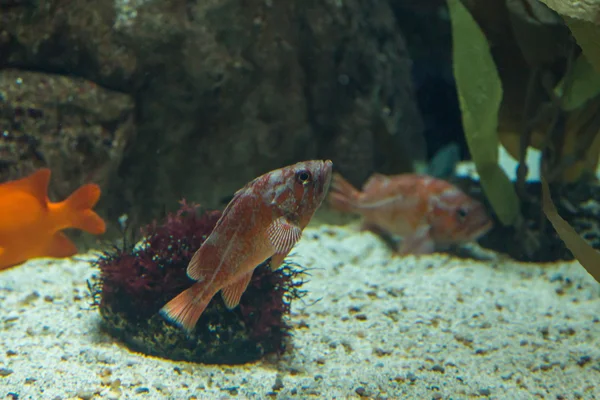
[87,200,307,365]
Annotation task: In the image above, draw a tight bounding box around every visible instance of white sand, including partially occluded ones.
[1,225,599,399]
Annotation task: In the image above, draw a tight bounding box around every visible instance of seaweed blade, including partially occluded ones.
[541,177,600,283]
[448,0,521,226]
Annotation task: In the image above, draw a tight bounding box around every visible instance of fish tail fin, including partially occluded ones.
[328,172,360,213]
[160,283,212,333]
[62,184,106,235]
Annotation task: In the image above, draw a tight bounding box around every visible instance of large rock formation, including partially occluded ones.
[0,69,134,204]
[0,0,424,232]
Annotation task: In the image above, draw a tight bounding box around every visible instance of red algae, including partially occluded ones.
[95,200,221,321]
[88,200,306,364]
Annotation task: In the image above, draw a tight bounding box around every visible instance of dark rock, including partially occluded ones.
[298,0,425,185]
[392,1,467,162]
[0,69,134,248]
[0,70,134,238]
[1,0,423,230]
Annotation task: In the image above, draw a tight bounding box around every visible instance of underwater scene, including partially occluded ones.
[1,0,600,399]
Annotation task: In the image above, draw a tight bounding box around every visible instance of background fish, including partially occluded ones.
[0,168,106,271]
[328,172,492,254]
[160,160,333,332]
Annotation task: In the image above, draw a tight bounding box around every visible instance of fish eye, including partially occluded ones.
[456,207,468,221]
[296,170,312,184]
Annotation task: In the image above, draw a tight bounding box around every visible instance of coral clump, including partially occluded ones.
[89,200,305,364]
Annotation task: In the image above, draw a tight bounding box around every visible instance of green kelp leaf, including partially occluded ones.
[566,18,600,73]
[555,53,600,111]
[506,0,570,69]
[537,0,600,72]
[541,177,600,283]
[538,0,600,23]
[448,0,520,226]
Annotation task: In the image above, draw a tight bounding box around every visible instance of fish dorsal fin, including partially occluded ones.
[220,271,253,309]
[267,216,302,254]
[362,173,389,193]
[0,168,51,207]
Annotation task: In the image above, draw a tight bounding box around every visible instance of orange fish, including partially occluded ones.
[329,172,492,254]
[0,168,106,270]
[160,160,333,332]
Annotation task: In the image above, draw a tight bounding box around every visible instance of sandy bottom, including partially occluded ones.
[1,225,599,399]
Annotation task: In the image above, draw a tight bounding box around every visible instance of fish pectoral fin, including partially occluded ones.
[269,252,287,271]
[45,232,78,258]
[267,216,302,254]
[221,271,253,309]
[361,223,400,252]
[398,225,435,255]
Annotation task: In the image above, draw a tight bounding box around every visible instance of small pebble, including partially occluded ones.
[20,291,40,305]
[501,372,513,380]
[577,355,591,366]
[0,368,14,377]
[373,347,392,357]
[431,364,445,373]
[549,273,563,282]
[272,374,284,391]
[76,390,95,400]
[106,389,122,400]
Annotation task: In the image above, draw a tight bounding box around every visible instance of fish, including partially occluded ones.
[328,172,492,254]
[0,168,106,271]
[160,159,333,332]
[426,142,462,179]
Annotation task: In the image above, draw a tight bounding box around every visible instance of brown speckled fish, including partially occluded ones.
[329,172,492,254]
[160,160,333,332]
